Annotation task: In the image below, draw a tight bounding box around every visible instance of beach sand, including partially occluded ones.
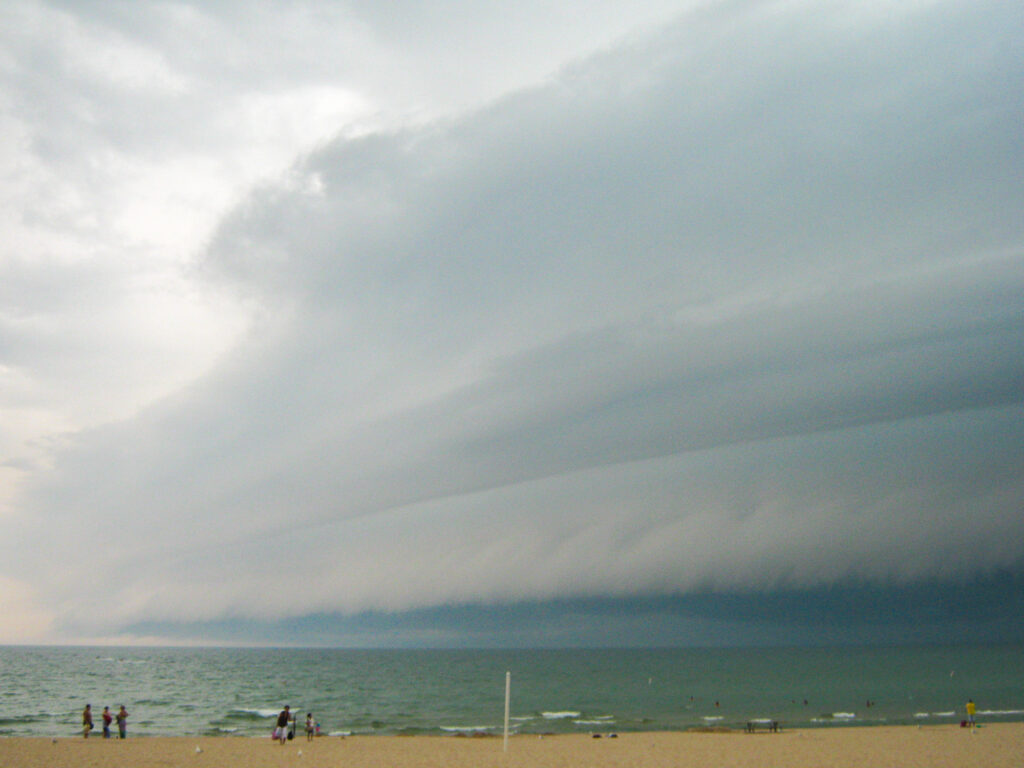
[1,724,1021,768]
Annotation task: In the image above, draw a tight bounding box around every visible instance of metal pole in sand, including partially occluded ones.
[503,671,511,752]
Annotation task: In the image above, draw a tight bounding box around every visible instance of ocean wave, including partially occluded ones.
[541,711,580,719]
[810,713,857,724]
[979,709,1024,716]
[227,708,280,719]
[702,716,724,722]
[440,724,501,733]
[0,714,50,724]
[575,719,616,726]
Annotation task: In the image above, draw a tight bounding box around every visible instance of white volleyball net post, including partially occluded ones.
[503,671,511,752]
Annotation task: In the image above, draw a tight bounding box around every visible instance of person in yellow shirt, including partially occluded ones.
[966,699,976,726]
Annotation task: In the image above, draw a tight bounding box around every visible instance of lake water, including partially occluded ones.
[1,644,1021,737]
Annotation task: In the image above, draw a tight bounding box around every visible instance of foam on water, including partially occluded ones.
[229,708,280,719]
[979,709,1024,716]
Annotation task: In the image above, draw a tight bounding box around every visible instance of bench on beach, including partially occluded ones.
[745,720,780,733]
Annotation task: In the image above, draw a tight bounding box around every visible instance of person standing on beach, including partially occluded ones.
[275,706,291,744]
[966,699,976,726]
[101,706,112,738]
[305,712,315,741]
[82,704,93,737]
[116,705,128,738]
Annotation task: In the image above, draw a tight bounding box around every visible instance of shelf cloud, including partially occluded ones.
[2,0,1022,645]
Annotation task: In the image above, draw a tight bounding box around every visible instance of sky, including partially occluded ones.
[1,0,1022,648]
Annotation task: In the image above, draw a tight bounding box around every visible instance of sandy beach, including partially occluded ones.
[1,724,1021,768]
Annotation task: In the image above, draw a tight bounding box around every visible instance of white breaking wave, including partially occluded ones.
[234,708,280,718]
[810,713,857,724]
[979,709,1024,716]
[541,711,580,719]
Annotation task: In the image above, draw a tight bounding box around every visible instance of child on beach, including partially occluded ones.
[306,713,315,741]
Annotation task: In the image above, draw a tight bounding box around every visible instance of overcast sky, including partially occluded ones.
[1,0,1022,647]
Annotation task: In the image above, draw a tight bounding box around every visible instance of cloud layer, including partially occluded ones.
[3,0,1023,644]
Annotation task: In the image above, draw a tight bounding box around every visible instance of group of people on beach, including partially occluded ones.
[82,703,127,738]
[273,705,319,744]
[77,698,982,739]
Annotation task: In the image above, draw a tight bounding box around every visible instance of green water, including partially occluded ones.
[0,644,1020,737]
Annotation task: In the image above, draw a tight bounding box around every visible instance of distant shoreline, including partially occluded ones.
[23,712,1024,740]
[16,719,1018,739]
